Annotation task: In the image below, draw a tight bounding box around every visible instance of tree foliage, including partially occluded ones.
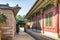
[0,13,7,23]
[16,15,23,21]
[16,15,27,22]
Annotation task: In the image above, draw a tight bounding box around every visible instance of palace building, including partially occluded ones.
[25,0,60,39]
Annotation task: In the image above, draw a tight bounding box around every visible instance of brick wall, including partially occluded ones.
[0,9,16,40]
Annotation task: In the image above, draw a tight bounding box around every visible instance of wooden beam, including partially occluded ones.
[27,0,50,18]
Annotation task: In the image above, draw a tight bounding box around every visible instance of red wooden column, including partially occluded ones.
[41,13,44,33]
[36,13,38,31]
[53,0,59,34]
[41,8,44,33]
[57,0,59,35]
[59,1,60,35]
[56,7,59,34]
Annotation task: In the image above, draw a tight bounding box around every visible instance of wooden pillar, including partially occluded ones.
[35,13,37,31]
[0,30,1,40]
[40,8,44,33]
[53,0,59,34]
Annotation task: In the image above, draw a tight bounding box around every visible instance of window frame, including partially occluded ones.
[46,13,52,27]
[37,17,41,27]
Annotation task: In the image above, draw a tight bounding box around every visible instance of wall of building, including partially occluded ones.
[31,16,37,29]
[59,4,60,35]
[42,6,59,39]
[0,9,16,40]
[43,7,57,33]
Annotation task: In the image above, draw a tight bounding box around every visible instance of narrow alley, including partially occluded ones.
[14,27,35,40]
[0,0,60,40]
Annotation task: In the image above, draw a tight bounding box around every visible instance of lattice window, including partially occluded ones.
[46,13,52,26]
[38,17,40,27]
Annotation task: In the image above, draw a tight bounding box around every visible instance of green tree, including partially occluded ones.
[16,15,27,22]
[16,15,23,21]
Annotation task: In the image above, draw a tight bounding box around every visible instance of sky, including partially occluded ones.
[0,0,36,16]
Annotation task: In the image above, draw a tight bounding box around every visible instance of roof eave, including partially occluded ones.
[11,7,21,16]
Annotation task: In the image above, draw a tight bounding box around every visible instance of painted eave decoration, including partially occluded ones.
[25,0,52,19]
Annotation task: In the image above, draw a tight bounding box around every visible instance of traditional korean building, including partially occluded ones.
[0,4,20,40]
[25,0,60,39]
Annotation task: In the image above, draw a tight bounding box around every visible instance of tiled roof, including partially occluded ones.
[0,4,21,9]
[0,4,21,16]
[0,4,9,8]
